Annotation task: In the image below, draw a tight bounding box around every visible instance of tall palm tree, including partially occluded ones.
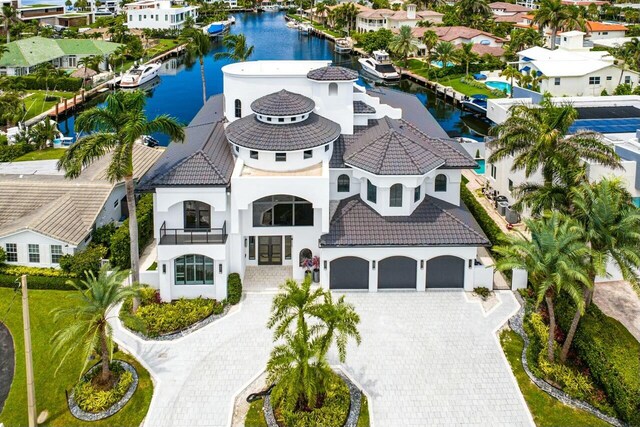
[2,5,16,44]
[500,65,520,96]
[455,42,478,78]
[421,29,439,74]
[51,267,138,384]
[214,33,254,62]
[389,25,417,69]
[57,91,184,306]
[182,29,210,105]
[457,0,492,24]
[432,41,457,75]
[534,0,573,50]
[560,178,640,362]
[0,43,8,63]
[495,212,591,362]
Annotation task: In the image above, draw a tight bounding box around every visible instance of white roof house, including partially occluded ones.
[124,0,198,30]
[356,4,443,33]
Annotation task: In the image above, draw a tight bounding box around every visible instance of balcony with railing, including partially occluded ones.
[159,221,228,245]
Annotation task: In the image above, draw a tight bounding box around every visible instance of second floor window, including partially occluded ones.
[234,99,242,118]
[435,174,447,192]
[367,180,377,203]
[390,184,403,207]
[184,201,211,229]
[337,174,350,192]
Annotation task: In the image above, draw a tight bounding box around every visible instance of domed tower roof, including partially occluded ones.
[250,89,315,117]
[307,66,359,81]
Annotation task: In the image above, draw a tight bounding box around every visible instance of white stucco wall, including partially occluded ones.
[0,230,76,268]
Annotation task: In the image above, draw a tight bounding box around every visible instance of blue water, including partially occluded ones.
[58,12,489,143]
[474,159,485,175]
[485,80,511,93]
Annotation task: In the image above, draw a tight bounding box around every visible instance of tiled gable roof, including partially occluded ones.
[353,100,376,114]
[307,66,359,81]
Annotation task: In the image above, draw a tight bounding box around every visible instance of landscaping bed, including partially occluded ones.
[0,265,77,290]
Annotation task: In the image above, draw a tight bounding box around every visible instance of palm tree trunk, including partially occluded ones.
[545,294,556,363]
[99,324,111,384]
[200,56,206,106]
[550,27,558,50]
[5,20,9,44]
[125,175,140,313]
[560,288,589,364]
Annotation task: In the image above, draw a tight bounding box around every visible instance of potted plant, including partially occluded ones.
[301,256,313,279]
[312,255,320,283]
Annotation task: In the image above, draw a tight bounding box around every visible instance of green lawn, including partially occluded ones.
[0,288,153,427]
[499,329,610,427]
[13,148,66,162]
[146,39,181,59]
[288,15,344,38]
[406,59,500,98]
[23,91,76,121]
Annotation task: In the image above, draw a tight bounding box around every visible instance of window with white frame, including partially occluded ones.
[51,245,63,264]
[434,174,447,192]
[588,76,600,85]
[28,244,40,263]
[389,184,403,207]
[5,243,17,262]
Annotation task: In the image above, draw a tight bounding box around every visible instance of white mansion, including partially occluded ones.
[138,61,493,301]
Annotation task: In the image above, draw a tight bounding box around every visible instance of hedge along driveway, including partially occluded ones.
[0,288,153,427]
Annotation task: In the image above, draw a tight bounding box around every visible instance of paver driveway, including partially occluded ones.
[111,291,532,427]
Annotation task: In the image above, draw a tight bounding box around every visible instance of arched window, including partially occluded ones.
[184,201,211,229]
[328,82,338,96]
[434,174,447,192]
[253,195,314,227]
[299,248,312,267]
[175,254,214,285]
[389,184,403,207]
[234,99,242,118]
[337,174,350,192]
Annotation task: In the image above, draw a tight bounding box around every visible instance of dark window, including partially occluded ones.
[337,174,350,192]
[234,99,241,118]
[184,201,211,229]
[325,144,330,152]
[250,150,259,159]
[588,76,600,85]
[276,153,286,162]
[508,179,514,192]
[606,76,612,81]
[51,245,63,264]
[252,195,314,227]
[414,186,421,202]
[285,236,292,260]
[235,145,239,153]
[249,236,255,260]
[5,243,17,262]
[390,184,403,207]
[267,117,272,122]
[367,180,377,203]
[28,244,39,263]
[434,174,447,192]
[554,77,560,86]
[175,254,214,285]
[291,116,297,122]
[304,150,313,159]
[278,117,285,122]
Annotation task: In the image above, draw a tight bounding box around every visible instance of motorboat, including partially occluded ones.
[261,2,279,11]
[460,94,488,116]
[358,50,400,81]
[298,23,312,34]
[203,20,232,37]
[334,37,353,54]
[119,62,161,88]
[140,135,159,148]
[286,20,299,29]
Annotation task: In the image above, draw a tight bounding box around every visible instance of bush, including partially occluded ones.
[2,75,83,92]
[460,180,505,252]
[556,297,640,424]
[0,143,35,162]
[59,244,107,277]
[227,273,242,305]
[0,264,73,278]
[0,273,76,290]
[274,372,350,427]
[110,194,154,269]
[0,247,5,264]
[73,362,133,413]
[121,294,223,337]
[473,286,490,300]
[92,222,118,249]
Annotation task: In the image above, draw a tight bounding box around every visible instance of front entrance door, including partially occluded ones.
[258,236,282,265]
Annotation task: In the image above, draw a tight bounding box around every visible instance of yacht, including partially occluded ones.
[460,94,488,116]
[286,20,299,29]
[119,62,161,88]
[334,37,353,54]
[298,22,312,34]
[358,50,400,81]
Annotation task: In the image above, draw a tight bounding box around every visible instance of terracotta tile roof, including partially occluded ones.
[489,1,531,12]
[409,26,505,43]
[586,21,627,32]
[471,44,505,57]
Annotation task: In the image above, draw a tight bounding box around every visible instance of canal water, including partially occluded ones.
[58,11,490,144]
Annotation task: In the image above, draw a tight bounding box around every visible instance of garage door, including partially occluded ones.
[330,257,369,290]
[378,256,417,289]
[426,256,465,288]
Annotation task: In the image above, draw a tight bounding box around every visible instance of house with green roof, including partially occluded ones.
[0,36,122,76]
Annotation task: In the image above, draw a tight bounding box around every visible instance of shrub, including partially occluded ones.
[92,222,118,250]
[59,244,107,277]
[110,194,154,269]
[73,362,133,413]
[460,181,505,252]
[0,143,35,162]
[2,75,83,92]
[0,264,73,277]
[0,247,5,264]
[227,273,242,305]
[0,273,76,290]
[473,286,490,300]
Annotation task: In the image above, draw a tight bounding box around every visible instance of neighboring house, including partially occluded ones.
[0,36,122,76]
[137,60,493,302]
[0,145,163,268]
[489,2,532,24]
[124,0,198,31]
[18,3,93,27]
[517,31,639,96]
[516,0,608,10]
[408,26,506,57]
[356,4,443,33]
[584,21,627,40]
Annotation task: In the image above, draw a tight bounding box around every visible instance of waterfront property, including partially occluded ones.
[408,26,506,58]
[0,36,121,76]
[355,4,443,33]
[0,145,162,268]
[489,1,532,24]
[138,60,493,301]
[124,0,198,30]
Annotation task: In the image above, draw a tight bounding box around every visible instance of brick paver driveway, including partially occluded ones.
[111,291,532,427]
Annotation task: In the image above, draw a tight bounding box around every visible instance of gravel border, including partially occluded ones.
[68,360,139,422]
[122,303,232,341]
[263,369,362,427]
[509,292,624,427]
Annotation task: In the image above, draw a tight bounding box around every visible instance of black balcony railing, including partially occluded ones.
[159,221,227,245]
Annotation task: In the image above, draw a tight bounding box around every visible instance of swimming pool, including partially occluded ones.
[474,159,485,175]
[431,60,455,68]
[485,80,511,93]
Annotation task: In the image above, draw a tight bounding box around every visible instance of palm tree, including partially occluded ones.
[455,42,478,78]
[109,45,128,74]
[214,33,254,62]
[182,29,210,105]
[51,267,138,384]
[31,118,58,150]
[494,212,591,362]
[500,65,520,96]
[0,90,24,127]
[560,178,640,362]
[421,29,439,74]
[57,91,184,306]
[533,0,573,50]
[2,5,16,44]
[432,41,457,75]
[315,2,327,25]
[34,62,58,93]
[457,0,492,25]
[389,25,417,69]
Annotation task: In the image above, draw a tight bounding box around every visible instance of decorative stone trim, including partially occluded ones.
[123,303,232,341]
[263,369,363,427]
[68,360,139,422]
[509,293,624,427]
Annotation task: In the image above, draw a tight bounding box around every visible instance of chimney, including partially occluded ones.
[407,3,416,20]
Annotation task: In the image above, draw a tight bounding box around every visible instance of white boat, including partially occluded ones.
[119,62,161,88]
[286,20,299,29]
[261,2,279,11]
[52,136,74,148]
[335,37,353,54]
[298,22,312,34]
[358,50,400,81]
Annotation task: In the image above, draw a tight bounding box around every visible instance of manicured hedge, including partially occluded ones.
[0,144,35,162]
[0,265,74,278]
[557,297,640,425]
[0,273,76,290]
[59,244,107,277]
[4,75,83,92]
[110,194,154,269]
[227,273,242,305]
[460,178,505,251]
